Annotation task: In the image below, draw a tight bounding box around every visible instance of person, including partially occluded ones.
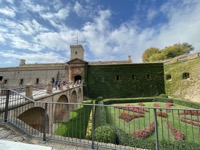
[55,80,58,90]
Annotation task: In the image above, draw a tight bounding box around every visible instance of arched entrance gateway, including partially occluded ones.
[74,75,81,83]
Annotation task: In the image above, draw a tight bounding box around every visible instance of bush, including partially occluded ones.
[159,94,168,98]
[103,97,154,105]
[94,125,115,143]
[95,96,103,104]
[94,101,107,129]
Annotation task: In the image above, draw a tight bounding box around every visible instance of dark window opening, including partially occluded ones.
[74,75,81,83]
[52,78,55,84]
[132,75,135,80]
[0,76,3,81]
[4,79,7,84]
[36,78,39,84]
[166,74,171,80]
[75,51,77,54]
[20,79,24,85]
[116,75,119,80]
[147,74,150,79]
[182,72,190,79]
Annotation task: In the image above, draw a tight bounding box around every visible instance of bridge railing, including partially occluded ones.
[1,90,200,149]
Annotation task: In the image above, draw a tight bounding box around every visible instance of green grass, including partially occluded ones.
[55,100,93,138]
[105,102,200,144]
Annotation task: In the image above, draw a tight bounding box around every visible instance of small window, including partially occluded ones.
[0,76,3,81]
[20,79,24,85]
[75,51,77,54]
[166,74,171,80]
[147,74,150,79]
[132,75,135,80]
[36,78,39,84]
[52,78,55,84]
[4,79,7,84]
[182,72,190,79]
[116,75,120,80]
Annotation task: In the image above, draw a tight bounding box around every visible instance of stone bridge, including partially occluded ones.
[5,83,83,133]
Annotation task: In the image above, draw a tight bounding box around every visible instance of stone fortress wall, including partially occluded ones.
[0,62,68,89]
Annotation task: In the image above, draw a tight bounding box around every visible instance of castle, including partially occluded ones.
[0,45,165,98]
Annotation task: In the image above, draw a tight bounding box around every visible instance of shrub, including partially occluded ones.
[95,96,103,104]
[94,101,107,129]
[159,94,168,98]
[94,125,115,143]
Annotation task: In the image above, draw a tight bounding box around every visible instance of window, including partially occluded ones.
[4,79,7,84]
[132,75,135,80]
[182,72,190,79]
[36,78,39,84]
[147,74,150,79]
[75,51,77,54]
[166,74,171,80]
[20,79,24,85]
[116,75,120,80]
[0,76,3,81]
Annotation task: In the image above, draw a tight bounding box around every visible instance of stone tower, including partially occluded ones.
[70,45,84,60]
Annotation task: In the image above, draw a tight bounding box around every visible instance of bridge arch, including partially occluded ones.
[54,95,70,123]
[77,88,82,103]
[18,107,49,133]
[71,90,77,110]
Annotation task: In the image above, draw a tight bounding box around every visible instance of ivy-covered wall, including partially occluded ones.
[86,63,165,98]
[164,57,200,102]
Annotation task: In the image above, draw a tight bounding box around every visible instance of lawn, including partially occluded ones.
[105,102,200,144]
[55,100,92,139]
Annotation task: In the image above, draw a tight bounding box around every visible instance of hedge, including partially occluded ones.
[103,97,155,105]
[103,97,200,109]
[153,97,200,109]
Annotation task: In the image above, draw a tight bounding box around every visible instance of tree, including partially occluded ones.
[163,43,194,59]
[149,52,165,62]
[142,47,159,62]
[142,43,194,62]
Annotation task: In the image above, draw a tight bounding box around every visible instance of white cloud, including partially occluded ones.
[0,6,15,17]
[0,51,65,65]
[10,36,44,51]
[22,0,46,13]
[147,9,157,22]
[56,7,70,20]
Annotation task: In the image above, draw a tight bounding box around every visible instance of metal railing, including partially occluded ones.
[0,90,200,149]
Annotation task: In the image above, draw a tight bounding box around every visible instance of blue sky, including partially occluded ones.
[0,0,200,67]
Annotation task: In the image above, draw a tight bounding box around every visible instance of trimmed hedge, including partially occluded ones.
[94,125,115,143]
[94,101,107,129]
[104,97,200,109]
[154,97,200,109]
[103,97,155,105]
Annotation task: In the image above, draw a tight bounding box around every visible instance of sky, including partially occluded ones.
[0,0,200,67]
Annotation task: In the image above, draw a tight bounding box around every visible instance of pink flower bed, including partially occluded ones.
[180,118,200,126]
[132,122,155,139]
[180,110,200,116]
[119,112,144,122]
[165,122,184,141]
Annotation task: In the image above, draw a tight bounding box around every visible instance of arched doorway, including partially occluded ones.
[71,90,77,110]
[74,75,81,83]
[18,107,49,133]
[54,95,69,123]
